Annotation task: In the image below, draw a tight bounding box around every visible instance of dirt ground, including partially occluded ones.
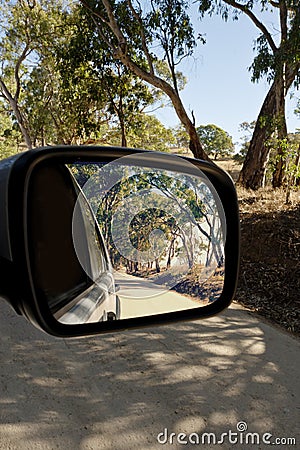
[206,160,300,336]
[236,186,300,336]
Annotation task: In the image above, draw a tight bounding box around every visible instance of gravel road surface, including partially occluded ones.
[0,299,299,450]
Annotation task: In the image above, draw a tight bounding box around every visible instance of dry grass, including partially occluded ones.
[216,159,242,182]
[236,186,300,336]
[238,185,300,210]
[192,157,299,335]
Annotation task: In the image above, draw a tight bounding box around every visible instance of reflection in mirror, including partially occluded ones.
[58,153,226,324]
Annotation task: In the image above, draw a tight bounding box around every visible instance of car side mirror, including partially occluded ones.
[0,147,239,337]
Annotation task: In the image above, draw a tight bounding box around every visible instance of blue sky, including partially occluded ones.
[154,6,299,149]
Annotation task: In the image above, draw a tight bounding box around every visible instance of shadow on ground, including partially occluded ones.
[0,300,299,449]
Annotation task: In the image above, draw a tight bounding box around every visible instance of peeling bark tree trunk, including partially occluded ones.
[238,66,298,190]
[237,79,278,189]
[272,79,288,188]
[0,80,33,150]
[272,119,288,188]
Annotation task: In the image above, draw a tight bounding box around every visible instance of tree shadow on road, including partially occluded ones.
[0,300,299,449]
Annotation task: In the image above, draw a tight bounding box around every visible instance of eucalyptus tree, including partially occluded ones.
[0,104,23,158]
[79,0,209,160]
[21,61,109,146]
[0,0,71,149]
[141,172,224,268]
[0,0,109,149]
[58,4,161,148]
[125,114,176,151]
[0,0,38,149]
[71,160,224,276]
[196,124,234,160]
[197,0,300,189]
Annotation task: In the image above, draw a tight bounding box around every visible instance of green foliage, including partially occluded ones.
[196,124,234,159]
[197,0,300,187]
[265,132,300,186]
[0,106,23,159]
[78,0,208,159]
[146,0,201,94]
[0,0,84,148]
[22,59,111,145]
[250,34,275,84]
[0,1,175,150]
[234,120,256,162]
[126,114,176,151]
[147,0,196,59]
[197,0,300,85]
[56,3,161,146]
[172,123,190,153]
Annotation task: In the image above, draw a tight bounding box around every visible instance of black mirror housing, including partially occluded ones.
[0,146,240,337]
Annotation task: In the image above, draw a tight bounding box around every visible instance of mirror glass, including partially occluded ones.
[68,153,226,324]
[28,153,226,325]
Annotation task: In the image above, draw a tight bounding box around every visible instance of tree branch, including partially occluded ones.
[127,0,155,75]
[224,0,278,53]
[279,0,288,42]
[85,0,207,159]
[79,0,109,25]
[269,0,280,7]
[0,79,11,103]
[143,104,165,114]
[102,0,127,50]
[91,14,117,53]
[14,42,32,101]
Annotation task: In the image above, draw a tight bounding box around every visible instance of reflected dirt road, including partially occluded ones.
[114,271,202,319]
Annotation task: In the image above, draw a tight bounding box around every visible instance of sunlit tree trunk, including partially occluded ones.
[238,66,297,190]
[0,80,33,150]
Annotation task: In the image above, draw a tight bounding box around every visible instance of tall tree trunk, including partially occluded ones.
[237,79,278,189]
[272,73,288,188]
[120,117,127,147]
[155,258,160,273]
[238,66,298,190]
[272,116,288,188]
[166,237,175,269]
[0,80,33,150]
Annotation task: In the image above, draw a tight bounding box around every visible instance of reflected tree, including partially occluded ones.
[77,167,225,275]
